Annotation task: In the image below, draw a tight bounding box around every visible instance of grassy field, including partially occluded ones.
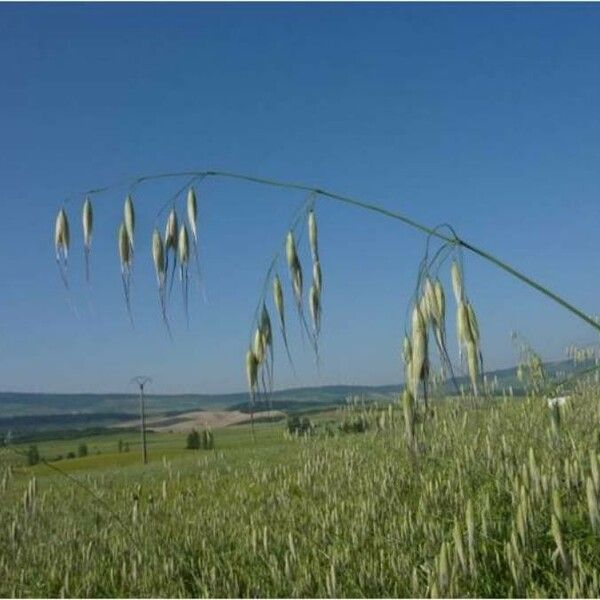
[1,391,600,597]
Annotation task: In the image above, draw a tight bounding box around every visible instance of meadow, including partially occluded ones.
[2,385,600,598]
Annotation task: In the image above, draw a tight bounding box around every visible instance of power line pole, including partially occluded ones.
[131,376,152,465]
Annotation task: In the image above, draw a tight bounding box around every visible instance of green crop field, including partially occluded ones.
[1,389,600,598]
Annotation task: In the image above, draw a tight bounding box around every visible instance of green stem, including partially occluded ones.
[84,168,600,335]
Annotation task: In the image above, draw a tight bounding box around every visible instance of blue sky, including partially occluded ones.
[2,3,600,394]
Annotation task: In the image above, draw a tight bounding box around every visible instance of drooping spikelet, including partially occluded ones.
[82,197,93,250]
[123,195,135,250]
[309,283,321,335]
[246,349,258,393]
[118,222,131,271]
[285,231,303,310]
[253,327,266,365]
[466,341,480,396]
[260,303,273,356]
[178,225,189,268]
[308,209,318,261]
[165,209,178,252]
[466,301,480,347]
[178,225,191,325]
[273,275,285,330]
[151,229,165,286]
[82,198,93,282]
[410,303,428,398]
[313,260,322,293]
[187,187,198,243]
[54,208,70,261]
[451,260,463,304]
[118,221,134,325]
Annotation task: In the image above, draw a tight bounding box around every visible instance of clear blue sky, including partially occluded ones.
[2,3,600,394]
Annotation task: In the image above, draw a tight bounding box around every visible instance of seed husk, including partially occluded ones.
[151,229,165,285]
[118,222,131,269]
[82,198,93,250]
[451,260,463,304]
[54,208,70,260]
[411,304,428,398]
[123,195,135,250]
[178,225,189,266]
[187,187,198,243]
[285,231,303,309]
[165,209,178,252]
[313,260,322,293]
[309,283,321,335]
[246,349,258,392]
[308,209,318,261]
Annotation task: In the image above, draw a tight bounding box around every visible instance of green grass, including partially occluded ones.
[2,391,600,597]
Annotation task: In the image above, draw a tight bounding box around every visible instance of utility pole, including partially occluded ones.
[131,376,152,465]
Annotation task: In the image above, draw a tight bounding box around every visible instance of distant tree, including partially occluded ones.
[77,443,88,458]
[201,428,214,450]
[118,439,123,453]
[287,416,313,436]
[67,451,76,459]
[186,429,200,450]
[26,445,40,466]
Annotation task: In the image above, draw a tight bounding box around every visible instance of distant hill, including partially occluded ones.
[0,357,591,437]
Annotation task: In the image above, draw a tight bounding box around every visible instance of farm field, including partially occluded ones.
[2,391,600,597]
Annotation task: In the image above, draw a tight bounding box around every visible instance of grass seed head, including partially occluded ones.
[186,187,198,242]
[253,327,265,364]
[308,209,318,260]
[54,208,70,259]
[260,304,272,348]
[82,197,93,249]
[313,260,322,293]
[165,208,178,252]
[123,195,135,250]
[451,260,463,304]
[118,222,131,270]
[411,303,428,397]
[178,225,189,266]
[273,275,284,324]
[245,349,258,392]
[152,228,165,284]
[309,283,321,334]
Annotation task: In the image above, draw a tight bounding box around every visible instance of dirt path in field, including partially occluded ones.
[115,410,285,432]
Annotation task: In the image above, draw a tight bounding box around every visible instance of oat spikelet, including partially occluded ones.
[55,208,70,261]
[54,207,70,289]
[187,187,198,243]
[466,341,479,396]
[410,303,428,400]
[118,222,134,326]
[308,209,318,261]
[123,195,135,251]
[246,349,259,393]
[309,283,321,336]
[163,208,179,296]
[273,274,293,366]
[253,327,265,365]
[260,303,274,390]
[285,231,303,310]
[152,229,171,339]
[313,260,322,293]
[165,208,178,252]
[152,229,165,287]
[178,225,190,326]
[451,260,463,303]
[82,197,93,283]
[245,348,259,436]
